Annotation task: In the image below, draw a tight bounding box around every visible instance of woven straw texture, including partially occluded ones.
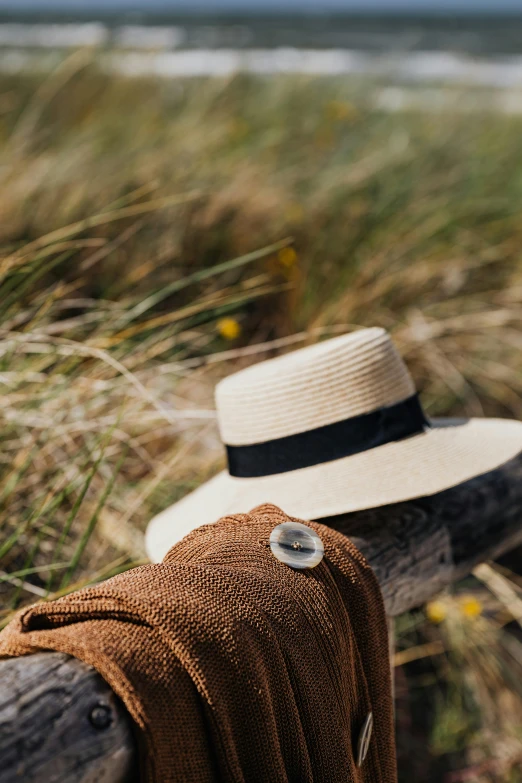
[216,328,414,445]
[0,505,396,783]
[146,329,522,560]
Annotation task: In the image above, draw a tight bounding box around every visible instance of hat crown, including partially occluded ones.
[216,328,415,446]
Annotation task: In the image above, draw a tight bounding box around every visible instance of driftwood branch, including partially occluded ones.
[1,452,522,782]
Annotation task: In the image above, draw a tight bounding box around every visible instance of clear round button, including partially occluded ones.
[269,521,324,570]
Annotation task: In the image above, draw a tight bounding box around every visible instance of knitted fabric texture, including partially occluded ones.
[0,504,397,782]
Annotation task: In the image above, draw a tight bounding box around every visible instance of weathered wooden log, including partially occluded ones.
[1,452,522,782]
[327,449,522,614]
[0,651,136,783]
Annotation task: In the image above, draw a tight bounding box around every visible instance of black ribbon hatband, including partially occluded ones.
[226,393,429,478]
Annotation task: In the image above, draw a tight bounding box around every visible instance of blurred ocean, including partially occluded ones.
[2,14,522,87]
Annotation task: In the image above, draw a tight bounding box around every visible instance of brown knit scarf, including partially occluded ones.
[0,504,396,782]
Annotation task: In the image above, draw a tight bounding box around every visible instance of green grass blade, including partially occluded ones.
[60,445,128,589]
[118,238,292,326]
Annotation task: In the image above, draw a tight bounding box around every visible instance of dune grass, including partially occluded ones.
[2,58,522,780]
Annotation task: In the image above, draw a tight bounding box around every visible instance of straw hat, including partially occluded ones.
[146,327,522,562]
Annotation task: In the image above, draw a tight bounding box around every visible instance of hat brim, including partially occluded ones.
[146,417,522,562]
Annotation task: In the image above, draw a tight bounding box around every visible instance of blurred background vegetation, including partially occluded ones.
[2,45,522,781]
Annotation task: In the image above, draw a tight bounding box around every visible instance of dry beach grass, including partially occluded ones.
[2,58,522,779]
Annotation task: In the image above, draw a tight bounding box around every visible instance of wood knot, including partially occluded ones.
[89,703,113,730]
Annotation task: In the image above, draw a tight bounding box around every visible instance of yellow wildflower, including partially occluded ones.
[460,596,483,619]
[228,119,250,142]
[278,246,298,268]
[217,317,241,341]
[426,600,447,624]
[326,100,359,122]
